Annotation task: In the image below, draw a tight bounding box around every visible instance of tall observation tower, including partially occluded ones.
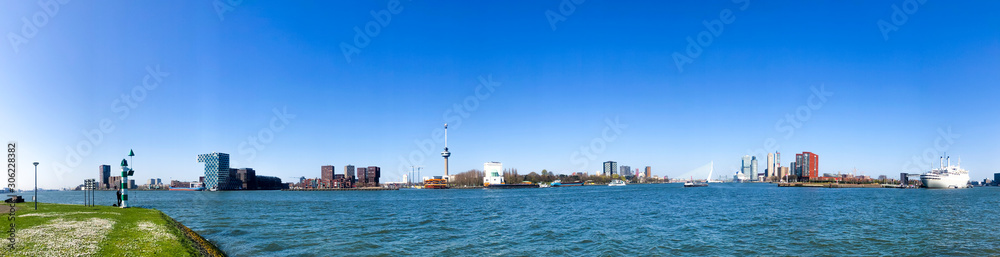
[442,123,451,180]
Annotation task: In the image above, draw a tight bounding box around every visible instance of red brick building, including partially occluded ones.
[794,152,819,180]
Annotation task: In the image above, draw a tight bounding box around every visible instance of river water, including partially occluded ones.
[32,183,1000,256]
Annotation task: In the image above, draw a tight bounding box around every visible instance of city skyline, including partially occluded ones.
[2,1,999,188]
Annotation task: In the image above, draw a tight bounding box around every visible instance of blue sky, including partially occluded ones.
[2,0,998,188]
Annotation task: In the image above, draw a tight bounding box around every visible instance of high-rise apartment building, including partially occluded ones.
[620,166,631,177]
[344,165,355,180]
[98,165,111,189]
[197,152,236,190]
[750,157,758,181]
[741,155,753,181]
[321,165,335,181]
[603,161,617,177]
[645,166,651,178]
[766,153,775,179]
[356,167,367,186]
[794,152,819,180]
[365,166,381,187]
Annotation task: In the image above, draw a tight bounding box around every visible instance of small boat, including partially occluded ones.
[608,179,626,186]
[168,186,205,191]
[539,183,551,188]
[684,176,708,187]
[170,182,205,191]
[683,181,708,187]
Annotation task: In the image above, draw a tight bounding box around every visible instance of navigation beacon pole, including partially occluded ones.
[120,159,131,208]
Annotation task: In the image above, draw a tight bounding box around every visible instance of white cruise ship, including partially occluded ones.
[920,156,970,189]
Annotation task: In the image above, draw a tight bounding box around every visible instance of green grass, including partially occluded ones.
[0,202,207,256]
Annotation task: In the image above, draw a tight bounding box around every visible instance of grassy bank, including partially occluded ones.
[0,202,224,256]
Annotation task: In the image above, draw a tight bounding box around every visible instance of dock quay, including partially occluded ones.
[778,183,898,188]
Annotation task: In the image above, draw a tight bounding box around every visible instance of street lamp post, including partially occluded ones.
[32,162,38,210]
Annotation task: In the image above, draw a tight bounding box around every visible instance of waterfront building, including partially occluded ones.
[741,156,752,181]
[779,166,790,180]
[197,152,237,190]
[128,179,136,189]
[645,166,651,178]
[321,165,335,181]
[603,161,617,177]
[751,157,758,181]
[357,167,368,186]
[766,153,774,180]
[99,165,111,189]
[365,166,381,187]
[791,161,798,178]
[236,168,256,189]
[994,173,1000,186]
[775,152,781,170]
[345,165,356,180]
[794,154,803,178]
[794,152,819,180]
[109,176,122,190]
[256,176,287,190]
[620,166,631,177]
[484,162,504,185]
